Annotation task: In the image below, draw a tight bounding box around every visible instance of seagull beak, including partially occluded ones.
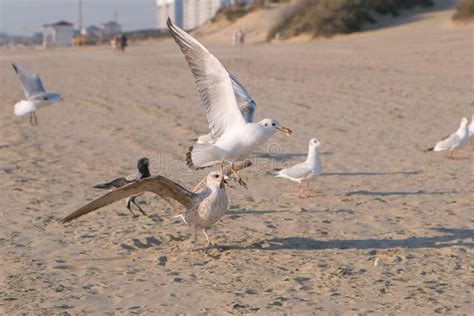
[277,126,293,136]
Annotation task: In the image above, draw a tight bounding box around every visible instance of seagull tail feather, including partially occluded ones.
[93,183,113,189]
[14,100,35,116]
[267,168,282,175]
[186,142,220,170]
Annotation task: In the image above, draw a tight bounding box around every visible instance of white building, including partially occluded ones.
[157,0,239,31]
[99,21,123,35]
[42,21,74,47]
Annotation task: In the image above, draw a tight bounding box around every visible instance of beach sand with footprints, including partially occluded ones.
[0,4,472,314]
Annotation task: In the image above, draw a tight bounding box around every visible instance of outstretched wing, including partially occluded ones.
[60,176,195,223]
[12,64,47,99]
[167,18,246,139]
[229,73,256,123]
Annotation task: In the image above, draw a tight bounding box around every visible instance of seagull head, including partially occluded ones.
[258,118,292,136]
[42,93,62,103]
[309,138,321,149]
[137,157,150,176]
[207,171,225,189]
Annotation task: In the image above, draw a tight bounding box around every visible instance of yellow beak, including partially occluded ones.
[277,126,293,136]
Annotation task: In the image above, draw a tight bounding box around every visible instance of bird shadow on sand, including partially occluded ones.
[322,170,422,177]
[345,189,467,197]
[121,236,162,251]
[223,228,474,251]
[252,151,333,162]
[226,209,287,216]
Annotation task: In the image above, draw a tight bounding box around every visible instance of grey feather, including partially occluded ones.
[12,64,47,99]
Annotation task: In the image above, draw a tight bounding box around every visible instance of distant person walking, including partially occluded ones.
[232,31,238,46]
[238,28,245,45]
[120,33,128,52]
[111,34,120,52]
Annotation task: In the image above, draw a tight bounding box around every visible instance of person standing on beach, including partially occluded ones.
[120,33,128,52]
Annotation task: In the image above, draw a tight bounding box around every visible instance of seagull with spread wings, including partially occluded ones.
[167,18,292,186]
[427,117,469,159]
[60,160,252,250]
[11,64,62,125]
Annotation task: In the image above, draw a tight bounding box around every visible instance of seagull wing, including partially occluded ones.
[434,133,461,151]
[12,64,47,99]
[279,163,312,180]
[60,176,196,223]
[167,18,246,138]
[229,72,257,123]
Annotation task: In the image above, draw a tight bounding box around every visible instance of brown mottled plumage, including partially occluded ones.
[59,160,252,250]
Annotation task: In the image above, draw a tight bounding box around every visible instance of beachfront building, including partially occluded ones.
[42,21,74,47]
[156,0,250,31]
[99,21,123,36]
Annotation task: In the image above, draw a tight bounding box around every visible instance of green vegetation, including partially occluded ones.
[268,0,433,40]
[452,0,474,22]
[213,0,288,22]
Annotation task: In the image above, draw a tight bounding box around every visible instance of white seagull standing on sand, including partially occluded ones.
[272,138,322,198]
[166,18,292,186]
[11,64,62,125]
[468,115,474,149]
[427,117,469,159]
[60,161,252,250]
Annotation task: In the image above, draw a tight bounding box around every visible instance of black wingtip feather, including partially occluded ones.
[185,145,197,170]
[425,147,434,152]
[12,63,18,73]
[93,183,110,189]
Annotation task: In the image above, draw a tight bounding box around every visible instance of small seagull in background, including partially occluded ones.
[468,115,474,150]
[94,157,150,217]
[427,117,469,159]
[272,138,322,198]
[11,64,62,125]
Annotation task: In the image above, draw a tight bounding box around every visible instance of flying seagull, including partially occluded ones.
[12,64,62,125]
[93,157,150,217]
[59,160,252,250]
[167,18,292,186]
[427,117,469,159]
[272,138,322,198]
[196,73,257,145]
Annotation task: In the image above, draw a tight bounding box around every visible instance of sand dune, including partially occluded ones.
[0,4,473,314]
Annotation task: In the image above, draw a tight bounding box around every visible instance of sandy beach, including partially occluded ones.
[0,4,473,315]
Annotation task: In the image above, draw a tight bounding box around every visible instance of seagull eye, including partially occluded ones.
[264,123,268,127]
[214,175,219,178]
[272,123,276,127]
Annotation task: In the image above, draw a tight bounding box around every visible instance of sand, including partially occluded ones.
[0,4,473,315]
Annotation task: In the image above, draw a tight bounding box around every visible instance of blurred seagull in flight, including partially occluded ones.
[272,138,322,198]
[60,161,252,251]
[427,117,469,159]
[167,18,292,187]
[94,157,150,217]
[11,64,62,125]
